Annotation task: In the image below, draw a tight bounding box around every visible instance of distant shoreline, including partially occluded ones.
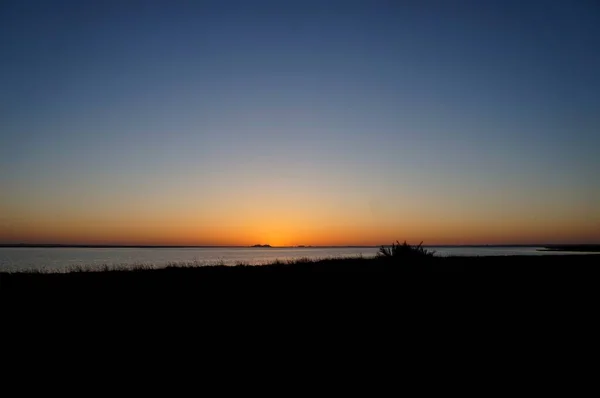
[536,245,600,253]
[0,243,598,250]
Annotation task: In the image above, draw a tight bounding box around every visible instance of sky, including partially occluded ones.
[1,0,599,246]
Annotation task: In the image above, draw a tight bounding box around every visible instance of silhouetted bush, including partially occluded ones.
[377,241,435,259]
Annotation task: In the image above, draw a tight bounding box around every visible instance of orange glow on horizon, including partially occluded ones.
[2,213,598,246]
[2,183,599,246]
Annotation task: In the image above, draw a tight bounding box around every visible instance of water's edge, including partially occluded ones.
[2,246,598,271]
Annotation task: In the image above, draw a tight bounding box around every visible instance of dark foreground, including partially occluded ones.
[3,255,598,349]
[2,255,599,294]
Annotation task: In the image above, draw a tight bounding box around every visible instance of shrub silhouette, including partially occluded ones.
[377,241,435,259]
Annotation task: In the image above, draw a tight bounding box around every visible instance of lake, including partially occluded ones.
[0,246,592,271]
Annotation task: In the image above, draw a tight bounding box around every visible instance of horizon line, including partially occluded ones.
[1,243,598,248]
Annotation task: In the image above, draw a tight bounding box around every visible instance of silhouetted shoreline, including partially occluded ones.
[2,255,599,293]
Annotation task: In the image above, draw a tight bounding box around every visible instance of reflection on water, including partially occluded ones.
[0,246,593,271]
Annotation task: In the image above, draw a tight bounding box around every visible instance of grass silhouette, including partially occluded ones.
[377,241,435,259]
[1,240,599,295]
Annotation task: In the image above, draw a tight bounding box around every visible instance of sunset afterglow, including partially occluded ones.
[1,0,599,246]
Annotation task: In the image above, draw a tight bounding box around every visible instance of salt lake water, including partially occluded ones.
[0,246,592,271]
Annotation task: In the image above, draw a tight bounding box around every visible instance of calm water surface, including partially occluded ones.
[0,246,593,271]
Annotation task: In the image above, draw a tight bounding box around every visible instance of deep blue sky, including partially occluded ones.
[1,0,599,244]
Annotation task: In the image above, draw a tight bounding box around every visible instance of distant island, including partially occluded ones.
[251,244,271,248]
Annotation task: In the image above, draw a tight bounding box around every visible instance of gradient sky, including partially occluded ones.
[1,0,599,246]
